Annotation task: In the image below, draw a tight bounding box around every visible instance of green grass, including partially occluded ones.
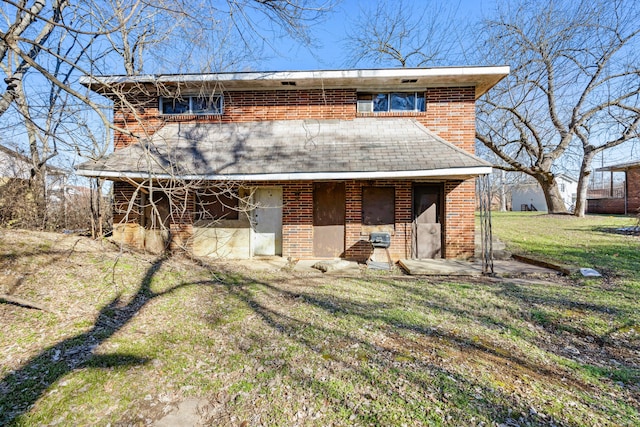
[1,223,639,426]
[490,212,640,279]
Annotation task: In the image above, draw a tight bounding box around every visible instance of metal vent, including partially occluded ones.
[357,99,373,113]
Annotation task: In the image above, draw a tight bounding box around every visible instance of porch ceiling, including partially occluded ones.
[76,119,492,181]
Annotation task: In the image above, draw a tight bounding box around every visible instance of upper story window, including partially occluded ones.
[357,92,425,113]
[160,95,223,115]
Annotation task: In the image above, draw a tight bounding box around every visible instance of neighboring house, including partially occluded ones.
[0,144,32,180]
[76,67,508,261]
[0,144,68,225]
[587,161,640,215]
[512,174,577,212]
[0,144,66,191]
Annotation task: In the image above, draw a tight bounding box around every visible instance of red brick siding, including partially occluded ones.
[112,178,475,260]
[113,181,142,223]
[420,87,476,153]
[112,181,194,253]
[343,180,412,262]
[113,89,355,148]
[627,168,640,214]
[444,179,476,259]
[587,167,640,215]
[109,85,479,259]
[282,181,314,259]
[587,198,626,215]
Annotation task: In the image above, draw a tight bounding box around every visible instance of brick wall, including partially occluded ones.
[628,168,640,214]
[109,84,479,259]
[420,86,476,152]
[343,180,412,262]
[587,198,626,215]
[112,86,476,149]
[282,181,314,259]
[444,179,476,259]
[112,89,356,148]
[112,178,476,260]
[587,167,640,215]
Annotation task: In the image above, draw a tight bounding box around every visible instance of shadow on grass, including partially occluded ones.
[203,268,588,426]
[2,253,637,425]
[0,254,195,426]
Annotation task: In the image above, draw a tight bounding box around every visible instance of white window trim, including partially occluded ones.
[159,95,223,115]
[357,92,426,113]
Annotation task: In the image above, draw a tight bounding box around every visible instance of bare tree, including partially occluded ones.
[0,0,336,231]
[344,0,462,67]
[475,0,640,215]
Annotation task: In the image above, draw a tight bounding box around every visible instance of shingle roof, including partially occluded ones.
[76,118,492,180]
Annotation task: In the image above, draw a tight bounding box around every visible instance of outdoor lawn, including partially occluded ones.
[0,213,638,426]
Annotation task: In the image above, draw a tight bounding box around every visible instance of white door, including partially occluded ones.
[252,187,283,256]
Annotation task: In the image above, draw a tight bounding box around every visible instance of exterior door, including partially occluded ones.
[412,185,443,259]
[252,187,283,256]
[313,182,345,257]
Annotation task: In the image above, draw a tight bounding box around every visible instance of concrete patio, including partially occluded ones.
[213,257,561,277]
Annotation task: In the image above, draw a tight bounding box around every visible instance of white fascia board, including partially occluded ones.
[76,166,493,181]
[80,66,510,87]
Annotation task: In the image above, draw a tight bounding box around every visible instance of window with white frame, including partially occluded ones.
[160,95,223,115]
[357,92,425,113]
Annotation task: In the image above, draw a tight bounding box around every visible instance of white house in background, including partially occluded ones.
[511,174,577,212]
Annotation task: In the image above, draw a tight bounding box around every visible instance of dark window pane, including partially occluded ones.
[192,96,222,114]
[373,93,388,112]
[162,98,189,114]
[144,191,171,229]
[195,189,239,220]
[416,93,425,111]
[362,187,394,225]
[390,92,415,111]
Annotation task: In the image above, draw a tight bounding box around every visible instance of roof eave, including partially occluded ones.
[76,166,492,181]
[80,66,510,100]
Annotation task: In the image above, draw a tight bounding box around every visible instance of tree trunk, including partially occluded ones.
[574,150,597,217]
[537,175,567,214]
[499,170,507,211]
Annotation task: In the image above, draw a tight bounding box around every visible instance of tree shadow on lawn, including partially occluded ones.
[0,254,197,426]
[2,255,636,426]
[377,276,639,377]
[204,269,601,426]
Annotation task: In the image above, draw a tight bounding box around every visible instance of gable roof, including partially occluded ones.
[81,66,510,100]
[76,119,492,181]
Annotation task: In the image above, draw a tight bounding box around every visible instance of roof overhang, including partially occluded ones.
[76,166,492,182]
[80,66,510,99]
[597,161,640,172]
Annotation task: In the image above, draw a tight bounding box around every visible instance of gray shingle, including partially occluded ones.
[77,118,491,178]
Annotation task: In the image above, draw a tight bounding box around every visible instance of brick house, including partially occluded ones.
[587,161,640,215]
[77,67,508,261]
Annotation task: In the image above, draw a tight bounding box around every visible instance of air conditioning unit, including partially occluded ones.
[357,99,373,113]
